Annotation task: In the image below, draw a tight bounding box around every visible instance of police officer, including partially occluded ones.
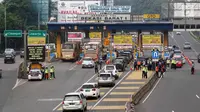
[171,58,176,69]
[50,66,54,79]
[142,66,145,78]
[94,62,99,74]
[166,58,170,68]
[45,67,49,80]
[144,65,148,79]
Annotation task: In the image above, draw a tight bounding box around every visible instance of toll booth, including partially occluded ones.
[47,22,173,58]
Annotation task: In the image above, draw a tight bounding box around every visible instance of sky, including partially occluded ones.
[0,0,3,3]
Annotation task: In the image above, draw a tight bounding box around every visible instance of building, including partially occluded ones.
[31,0,50,25]
[102,0,114,6]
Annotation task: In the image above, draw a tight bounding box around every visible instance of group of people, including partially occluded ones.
[41,66,56,80]
[155,59,166,78]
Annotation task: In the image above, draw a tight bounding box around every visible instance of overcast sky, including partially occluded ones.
[0,0,3,3]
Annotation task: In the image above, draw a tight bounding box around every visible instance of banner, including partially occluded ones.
[142,34,161,45]
[114,35,132,45]
[89,32,101,39]
[28,37,46,45]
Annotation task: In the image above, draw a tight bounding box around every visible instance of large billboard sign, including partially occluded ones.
[58,0,101,22]
[173,3,200,17]
[68,32,84,42]
[77,14,131,21]
[142,34,161,48]
[113,35,132,45]
[88,6,131,13]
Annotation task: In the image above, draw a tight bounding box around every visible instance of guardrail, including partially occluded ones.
[125,72,158,112]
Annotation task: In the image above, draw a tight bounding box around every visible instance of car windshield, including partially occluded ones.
[115,58,123,62]
[100,74,110,77]
[185,43,190,45]
[83,58,92,61]
[106,66,114,70]
[174,50,181,53]
[64,95,80,101]
[62,44,73,49]
[82,85,94,88]
[175,58,182,61]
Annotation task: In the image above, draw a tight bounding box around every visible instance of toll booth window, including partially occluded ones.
[62,44,73,49]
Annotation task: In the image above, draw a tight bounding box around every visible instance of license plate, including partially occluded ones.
[69,103,75,105]
[85,90,90,92]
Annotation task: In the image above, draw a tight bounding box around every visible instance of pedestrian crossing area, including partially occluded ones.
[56,71,154,111]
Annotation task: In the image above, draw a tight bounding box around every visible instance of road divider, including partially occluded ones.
[125,71,157,111]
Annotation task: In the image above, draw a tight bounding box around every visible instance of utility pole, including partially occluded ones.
[23,31,27,77]
[184,1,186,31]
[4,3,7,49]
[38,10,41,30]
[168,0,170,20]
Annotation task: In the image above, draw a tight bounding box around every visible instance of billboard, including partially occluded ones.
[114,35,132,45]
[143,14,160,20]
[142,34,161,46]
[68,32,84,41]
[89,32,101,42]
[27,46,45,62]
[77,14,131,21]
[58,0,101,22]
[28,37,46,45]
[88,6,131,13]
[173,3,200,17]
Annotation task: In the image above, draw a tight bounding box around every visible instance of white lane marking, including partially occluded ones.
[52,65,105,111]
[169,32,180,48]
[12,79,22,90]
[17,80,28,87]
[90,70,131,110]
[172,110,175,112]
[69,65,77,70]
[142,77,162,103]
[181,35,198,55]
[37,98,62,101]
[196,95,200,99]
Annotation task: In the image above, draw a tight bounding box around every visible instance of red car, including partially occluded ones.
[175,57,183,68]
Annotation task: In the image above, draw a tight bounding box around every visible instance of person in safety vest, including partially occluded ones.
[166,58,170,67]
[171,58,176,69]
[45,67,49,80]
[144,65,148,79]
[50,66,55,79]
[41,66,45,80]
[142,66,145,78]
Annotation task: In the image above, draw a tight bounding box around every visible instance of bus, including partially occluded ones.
[84,42,102,62]
[61,42,81,61]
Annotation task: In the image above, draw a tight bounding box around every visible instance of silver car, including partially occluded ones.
[4,48,16,56]
[97,72,115,87]
[82,57,95,68]
[183,42,191,49]
[62,92,87,112]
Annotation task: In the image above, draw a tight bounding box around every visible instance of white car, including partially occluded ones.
[176,32,181,35]
[80,83,100,99]
[82,57,95,68]
[183,42,191,49]
[28,69,43,81]
[62,92,87,112]
[4,48,16,56]
[104,65,119,79]
[98,72,115,87]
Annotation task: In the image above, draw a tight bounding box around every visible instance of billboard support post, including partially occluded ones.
[23,31,27,77]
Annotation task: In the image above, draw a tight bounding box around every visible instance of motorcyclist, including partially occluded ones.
[191,60,195,74]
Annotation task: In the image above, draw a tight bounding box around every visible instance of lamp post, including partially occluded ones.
[4,3,7,49]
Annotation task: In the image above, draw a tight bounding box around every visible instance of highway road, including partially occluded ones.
[136,31,200,112]
[0,56,23,112]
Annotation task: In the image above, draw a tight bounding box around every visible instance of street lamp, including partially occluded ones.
[4,3,7,49]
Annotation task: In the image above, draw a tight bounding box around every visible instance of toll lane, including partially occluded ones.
[0,70,18,112]
[2,62,96,112]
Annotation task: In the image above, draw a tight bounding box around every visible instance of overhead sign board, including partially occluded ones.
[143,14,160,20]
[27,46,45,62]
[4,30,22,38]
[28,30,46,37]
[77,14,131,21]
[142,34,161,46]
[88,6,131,13]
[28,30,46,45]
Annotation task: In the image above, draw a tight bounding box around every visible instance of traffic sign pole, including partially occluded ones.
[23,31,27,77]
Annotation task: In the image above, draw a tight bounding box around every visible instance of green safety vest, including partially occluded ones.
[142,67,145,71]
[167,60,170,64]
[50,68,53,73]
[145,68,148,72]
[45,69,48,73]
[172,60,176,64]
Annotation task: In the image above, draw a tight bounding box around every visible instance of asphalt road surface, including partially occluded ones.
[0,56,23,112]
[136,31,200,112]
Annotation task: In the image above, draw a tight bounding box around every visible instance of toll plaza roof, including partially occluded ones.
[47,21,174,31]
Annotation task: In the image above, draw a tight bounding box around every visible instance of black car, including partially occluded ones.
[119,52,132,63]
[113,58,126,72]
[4,54,15,64]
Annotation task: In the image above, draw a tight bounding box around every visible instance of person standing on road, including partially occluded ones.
[45,67,49,80]
[133,61,137,71]
[50,66,55,79]
[144,65,148,79]
[155,65,159,78]
[95,62,99,74]
[41,66,45,80]
[142,66,145,78]
[166,58,170,68]
[99,58,103,69]
[160,65,165,78]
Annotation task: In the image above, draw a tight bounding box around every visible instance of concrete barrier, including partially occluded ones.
[17,62,28,79]
[132,72,158,105]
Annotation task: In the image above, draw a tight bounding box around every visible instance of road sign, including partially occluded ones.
[164,52,169,57]
[107,53,115,58]
[28,30,46,37]
[143,14,160,20]
[4,30,22,37]
[152,51,159,59]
